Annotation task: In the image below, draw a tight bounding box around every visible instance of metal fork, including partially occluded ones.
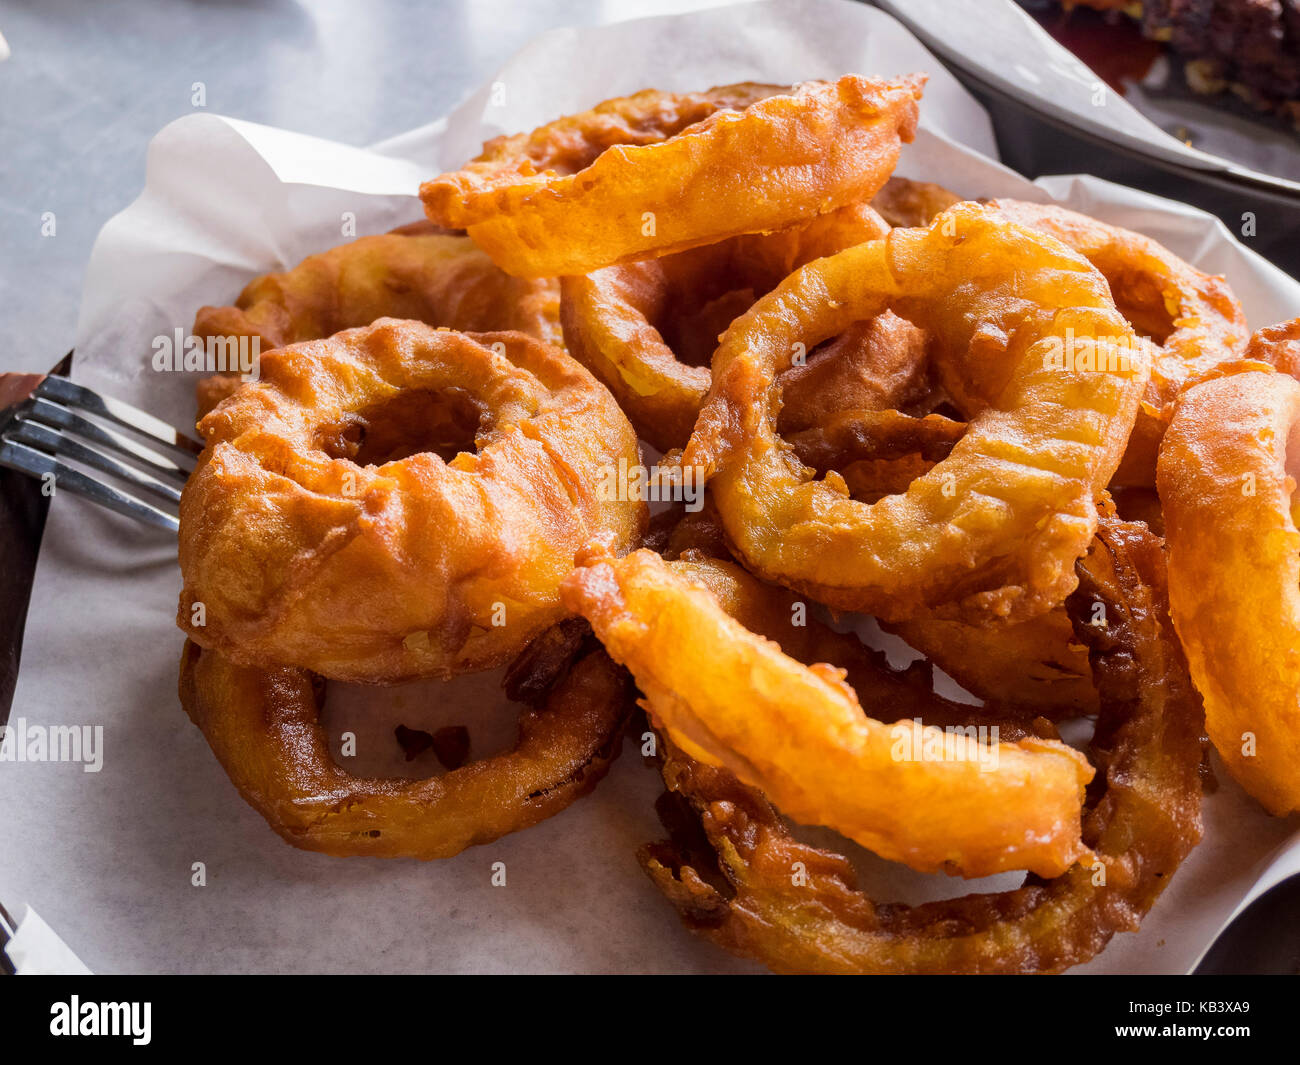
[0,900,17,975]
[0,368,201,533]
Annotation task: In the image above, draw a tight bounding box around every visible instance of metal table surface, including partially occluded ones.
[0,0,716,373]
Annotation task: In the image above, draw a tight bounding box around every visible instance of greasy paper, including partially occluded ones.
[2,0,1297,974]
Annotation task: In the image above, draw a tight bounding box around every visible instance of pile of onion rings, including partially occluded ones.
[173,70,1296,975]
[637,517,1205,973]
[559,202,895,452]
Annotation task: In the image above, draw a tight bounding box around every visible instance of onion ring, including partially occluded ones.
[562,546,1094,879]
[420,75,924,277]
[559,203,897,451]
[783,409,960,504]
[776,314,934,436]
[653,532,1076,744]
[781,408,1096,714]
[685,202,1152,622]
[641,517,1205,973]
[988,199,1249,486]
[1157,368,1300,814]
[178,633,633,859]
[870,175,960,228]
[192,226,562,419]
[1245,316,1300,376]
[179,319,645,683]
[885,608,1097,716]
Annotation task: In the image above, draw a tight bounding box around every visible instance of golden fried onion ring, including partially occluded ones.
[194,225,563,352]
[989,199,1249,486]
[642,518,1204,973]
[685,202,1152,622]
[776,313,934,436]
[780,407,1096,714]
[179,320,645,683]
[421,76,924,277]
[562,546,1094,879]
[870,175,961,228]
[192,226,562,419]
[886,609,1097,717]
[1245,316,1300,376]
[178,634,633,859]
[1158,368,1300,814]
[560,204,893,452]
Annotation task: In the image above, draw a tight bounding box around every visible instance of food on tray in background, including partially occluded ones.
[1023,0,1300,127]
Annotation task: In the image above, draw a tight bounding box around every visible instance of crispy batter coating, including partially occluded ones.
[785,406,1096,714]
[886,608,1097,716]
[179,320,645,683]
[641,518,1204,973]
[871,175,961,228]
[178,634,633,859]
[421,76,924,277]
[1245,316,1300,376]
[560,203,893,451]
[192,228,562,419]
[777,312,934,435]
[649,509,1081,743]
[563,547,1094,879]
[1158,368,1300,814]
[989,199,1249,486]
[686,202,1152,622]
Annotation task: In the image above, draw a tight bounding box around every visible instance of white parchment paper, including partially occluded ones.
[4,906,93,975]
[3,0,1298,974]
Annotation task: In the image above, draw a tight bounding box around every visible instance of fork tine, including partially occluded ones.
[22,397,195,480]
[35,376,203,460]
[0,440,179,532]
[0,901,16,976]
[7,420,183,504]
